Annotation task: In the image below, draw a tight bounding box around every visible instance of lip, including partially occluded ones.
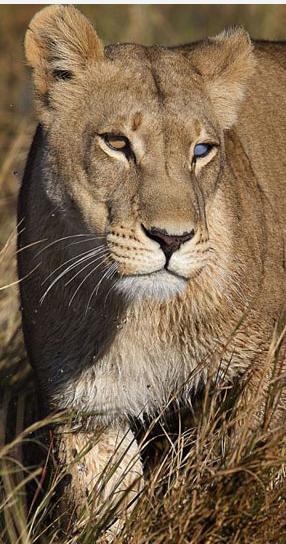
[121,268,188,282]
[164,267,189,281]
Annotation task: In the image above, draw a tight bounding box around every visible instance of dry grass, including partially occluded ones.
[1,5,286,544]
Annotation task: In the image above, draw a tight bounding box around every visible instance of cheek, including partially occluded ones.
[90,149,128,187]
[195,160,221,200]
[88,201,109,233]
[72,181,109,233]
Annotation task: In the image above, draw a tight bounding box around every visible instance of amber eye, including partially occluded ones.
[102,134,129,151]
[100,133,135,162]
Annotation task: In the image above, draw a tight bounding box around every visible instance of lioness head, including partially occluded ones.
[25,6,255,301]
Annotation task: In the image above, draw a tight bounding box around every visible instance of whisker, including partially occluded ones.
[40,252,107,304]
[42,245,107,284]
[0,229,21,264]
[66,237,98,247]
[42,253,95,288]
[34,234,96,258]
[95,263,118,298]
[68,256,112,308]
[64,251,110,286]
[12,239,47,257]
[0,263,41,291]
[85,262,118,314]
[4,227,45,263]
[67,234,107,247]
[103,269,118,307]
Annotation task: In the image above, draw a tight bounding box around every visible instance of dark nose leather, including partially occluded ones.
[142,225,194,260]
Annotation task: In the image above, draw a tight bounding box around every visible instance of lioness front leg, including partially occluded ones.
[54,423,144,539]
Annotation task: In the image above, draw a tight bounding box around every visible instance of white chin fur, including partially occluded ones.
[116,270,187,301]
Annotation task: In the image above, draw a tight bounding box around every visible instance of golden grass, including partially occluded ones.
[2,334,286,543]
[1,5,286,543]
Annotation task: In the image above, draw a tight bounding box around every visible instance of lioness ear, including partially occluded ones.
[25,5,104,100]
[191,27,255,129]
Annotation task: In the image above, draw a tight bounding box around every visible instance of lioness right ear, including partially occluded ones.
[25,6,104,104]
[190,27,256,129]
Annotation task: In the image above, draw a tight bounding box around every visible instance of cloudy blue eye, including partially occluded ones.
[194,143,213,159]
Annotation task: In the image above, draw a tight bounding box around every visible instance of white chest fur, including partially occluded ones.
[56,311,209,422]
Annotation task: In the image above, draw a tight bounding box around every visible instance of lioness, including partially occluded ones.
[18,4,286,535]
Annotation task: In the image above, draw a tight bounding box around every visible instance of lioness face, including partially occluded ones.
[25,7,255,300]
[63,49,222,300]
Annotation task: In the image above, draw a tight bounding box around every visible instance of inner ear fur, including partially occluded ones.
[25,5,104,98]
[190,27,256,129]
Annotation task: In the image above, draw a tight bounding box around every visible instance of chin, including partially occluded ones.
[115,270,188,302]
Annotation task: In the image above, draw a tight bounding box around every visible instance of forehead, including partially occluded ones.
[84,44,216,133]
[106,44,198,91]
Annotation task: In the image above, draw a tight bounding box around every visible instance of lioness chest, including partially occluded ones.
[55,316,208,421]
[52,297,268,421]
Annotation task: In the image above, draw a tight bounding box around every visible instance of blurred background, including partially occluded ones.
[1,2,286,394]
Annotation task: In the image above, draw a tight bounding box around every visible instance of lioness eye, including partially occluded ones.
[100,133,135,162]
[103,134,129,151]
[193,143,213,159]
[104,134,129,151]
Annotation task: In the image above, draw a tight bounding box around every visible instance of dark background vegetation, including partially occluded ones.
[1,5,286,543]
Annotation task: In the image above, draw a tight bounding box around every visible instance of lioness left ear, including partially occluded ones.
[190,27,255,129]
[25,6,104,102]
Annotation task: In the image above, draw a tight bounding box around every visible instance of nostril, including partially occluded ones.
[141,224,195,259]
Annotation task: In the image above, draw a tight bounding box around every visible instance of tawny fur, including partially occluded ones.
[56,424,143,538]
[18,5,286,535]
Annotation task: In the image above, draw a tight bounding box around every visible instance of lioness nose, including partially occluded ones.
[142,225,194,260]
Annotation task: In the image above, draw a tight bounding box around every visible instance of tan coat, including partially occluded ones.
[18,5,286,535]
